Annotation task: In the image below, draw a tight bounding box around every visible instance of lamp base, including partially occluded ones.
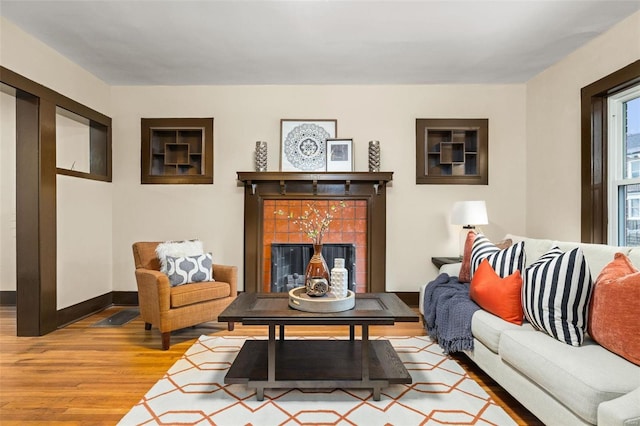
[459,225,476,257]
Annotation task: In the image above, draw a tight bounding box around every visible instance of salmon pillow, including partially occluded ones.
[470,259,524,325]
[588,253,640,365]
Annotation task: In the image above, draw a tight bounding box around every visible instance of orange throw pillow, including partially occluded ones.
[458,232,512,283]
[588,253,640,365]
[470,259,524,325]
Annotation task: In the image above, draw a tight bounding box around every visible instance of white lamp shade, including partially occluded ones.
[451,201,488,226]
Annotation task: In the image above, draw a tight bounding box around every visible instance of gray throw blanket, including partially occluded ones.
[423,273,481,354]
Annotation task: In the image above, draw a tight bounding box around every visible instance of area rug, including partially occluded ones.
[118,335,516,425]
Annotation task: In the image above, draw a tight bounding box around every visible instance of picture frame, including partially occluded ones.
[326,138,353,172]
[280,119,337,172]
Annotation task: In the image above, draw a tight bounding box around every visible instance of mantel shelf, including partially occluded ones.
[237,171,393,183]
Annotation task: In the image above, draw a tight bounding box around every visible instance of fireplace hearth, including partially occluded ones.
[270,243,356,293]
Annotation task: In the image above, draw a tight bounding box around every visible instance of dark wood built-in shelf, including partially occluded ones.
[141,118,213,184]
[416,118,488,185]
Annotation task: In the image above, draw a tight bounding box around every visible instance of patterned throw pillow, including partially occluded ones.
[167,253,214,287]
[470,233,525,279]
[459,232,513,283]
[522,247,593,346]
[155,239,204,273]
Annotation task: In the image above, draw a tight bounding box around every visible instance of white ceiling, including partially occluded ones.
[1,0,639,85]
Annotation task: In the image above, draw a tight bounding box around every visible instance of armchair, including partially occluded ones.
[132,241,237,350]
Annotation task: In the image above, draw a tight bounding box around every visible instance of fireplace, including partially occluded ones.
[238,172,393,293]
[270,243,356,293]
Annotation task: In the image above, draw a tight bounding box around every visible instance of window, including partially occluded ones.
[581,61,640,244]
[608,85,640,246]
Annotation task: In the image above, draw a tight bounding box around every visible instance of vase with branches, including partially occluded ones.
[276,200,346,296]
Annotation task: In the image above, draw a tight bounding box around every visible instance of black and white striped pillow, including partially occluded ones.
[470,234,525,279]
[522,247,593,346]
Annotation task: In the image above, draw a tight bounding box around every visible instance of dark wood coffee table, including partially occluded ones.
[217,292,419,400]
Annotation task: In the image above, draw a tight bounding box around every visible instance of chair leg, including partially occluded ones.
[161,332,170,350]
[228,321,234,331]
[145,322,152,330]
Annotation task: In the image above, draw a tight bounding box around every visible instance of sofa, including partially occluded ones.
[419,234,640,426]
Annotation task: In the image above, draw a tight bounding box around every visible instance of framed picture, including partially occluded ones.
[280,119,337,171]
[326,138,353,172]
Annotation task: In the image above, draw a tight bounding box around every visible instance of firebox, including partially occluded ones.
[270,243,356,293]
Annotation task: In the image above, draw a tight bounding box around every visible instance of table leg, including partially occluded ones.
[279,324,285,341]
[268,324,276,383]
[349,324,355,341]
[361,324,369,381]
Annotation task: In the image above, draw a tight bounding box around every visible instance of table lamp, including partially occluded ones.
[451,200,488,257]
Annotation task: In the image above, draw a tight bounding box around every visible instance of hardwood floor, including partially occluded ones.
[0,305,543,425]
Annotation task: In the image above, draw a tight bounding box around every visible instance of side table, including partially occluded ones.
[431,256,462,269]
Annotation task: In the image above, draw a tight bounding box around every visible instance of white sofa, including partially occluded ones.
[419,234,640,426]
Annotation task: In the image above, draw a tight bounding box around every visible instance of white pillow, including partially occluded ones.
[155,240,204,273]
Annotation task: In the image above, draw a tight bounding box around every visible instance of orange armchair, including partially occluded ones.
[132,242,237,350]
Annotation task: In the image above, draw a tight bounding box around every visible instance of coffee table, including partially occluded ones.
[217,292,419,400]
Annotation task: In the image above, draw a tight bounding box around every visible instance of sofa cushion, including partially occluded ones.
[505,234,554,268]
[471,309,533,354]
[470,259,523,324]
[167,253,213,286]
[470,233,525,279]
[522,246,593,346]
[554,240,630,281]
[170,281,230,308]
[499,329,640,425]
[589,252,640,365]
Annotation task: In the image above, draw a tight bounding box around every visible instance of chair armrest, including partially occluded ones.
[135,268,171,312]
[213,264,238,297]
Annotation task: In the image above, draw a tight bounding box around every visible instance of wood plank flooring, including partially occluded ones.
[0,305,543,425]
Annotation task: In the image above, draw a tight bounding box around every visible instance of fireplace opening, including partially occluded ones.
[270,243,356,293]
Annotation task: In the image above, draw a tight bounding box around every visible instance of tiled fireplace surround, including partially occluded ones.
[238,172,393,294]
[262,199,368,293]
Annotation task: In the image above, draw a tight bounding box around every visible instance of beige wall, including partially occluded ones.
[1,17,113,309]
[2,9,638,300]
[111,84,527,292]
[525,11,640,241]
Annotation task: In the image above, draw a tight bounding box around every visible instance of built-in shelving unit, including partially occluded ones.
[416,118,488,185]
[141,118,213,184]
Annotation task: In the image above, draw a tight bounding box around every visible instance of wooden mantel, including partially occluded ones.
[237,171,393,294]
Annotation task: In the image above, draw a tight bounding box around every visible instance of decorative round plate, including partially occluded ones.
[284,123,330,170]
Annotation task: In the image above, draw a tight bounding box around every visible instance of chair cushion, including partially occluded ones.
[170,281,231,308]
[471,309,533,354]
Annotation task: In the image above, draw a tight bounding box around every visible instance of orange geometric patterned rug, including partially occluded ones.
[118,335,516,425]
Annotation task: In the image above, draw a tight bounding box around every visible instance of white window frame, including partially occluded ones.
[607,85,640,245]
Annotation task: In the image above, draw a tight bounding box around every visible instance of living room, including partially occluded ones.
[1,1,639,424]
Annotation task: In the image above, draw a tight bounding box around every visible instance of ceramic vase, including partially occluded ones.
[368,140,380,172]
[255,141,267,172]
[330,258,348,298]
[305,244,330,297]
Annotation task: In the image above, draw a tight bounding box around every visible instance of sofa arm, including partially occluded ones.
[213,264,238,297]
[440,262,462,276]
[598,387,640,426]
[135,268,171,313]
